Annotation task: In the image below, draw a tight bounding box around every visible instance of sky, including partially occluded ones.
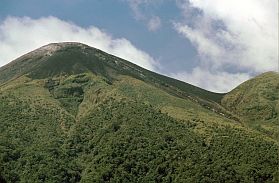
[0,0,278,92]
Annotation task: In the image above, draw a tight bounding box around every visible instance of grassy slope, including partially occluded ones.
[0,43,232,123]
[0,43,224,103]
[222,72,279,140]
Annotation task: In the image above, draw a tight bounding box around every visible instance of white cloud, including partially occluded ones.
[174,0,278,92]
[174,23,222,62]
[171,67,250,93]
[123,0,163,31]
[124,0,164,17]
[148,16,161,31]
[124,0,149,20]
[0,16,157,71]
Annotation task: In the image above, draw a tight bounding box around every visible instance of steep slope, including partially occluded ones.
[0,42,236,122]
[0,42,224,102]
[0,42,278,182]
[222,72,279,139]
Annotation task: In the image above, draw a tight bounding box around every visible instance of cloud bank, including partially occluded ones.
[0,16,157,71]
[171,67,250,93]
[173,0,278,92]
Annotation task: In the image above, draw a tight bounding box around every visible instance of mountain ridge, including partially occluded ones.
[0,42,224,99]
[0,42,227,119]
[0,42,275,128]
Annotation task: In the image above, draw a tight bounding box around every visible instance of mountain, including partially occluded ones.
[0,42,278,183]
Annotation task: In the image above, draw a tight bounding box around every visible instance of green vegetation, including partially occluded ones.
[0,95,278,182]
[0,43,278,182]
[222,71,279,139]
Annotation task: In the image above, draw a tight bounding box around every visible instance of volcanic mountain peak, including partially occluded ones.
[38,42,89,51]
[0,42,102,84]
[28,42,89,57]
[0,42,224,103]
[0,43,278,182]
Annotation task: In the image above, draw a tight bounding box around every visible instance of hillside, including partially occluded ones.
[0,42,278,183]
[222,71,279,139]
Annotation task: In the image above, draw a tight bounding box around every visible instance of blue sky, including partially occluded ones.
[0,0,198,73]
[0,0,277,92]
